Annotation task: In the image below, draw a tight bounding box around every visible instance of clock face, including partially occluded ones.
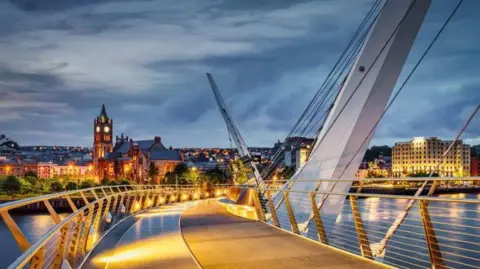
[104,126,110,133]
[96,126,100,132]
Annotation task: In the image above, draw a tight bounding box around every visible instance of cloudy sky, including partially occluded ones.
[0,0,479,148]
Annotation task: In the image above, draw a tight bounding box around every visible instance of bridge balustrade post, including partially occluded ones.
[142,191,150,210]
[80,191,89,205]
[157,193,165,206]
[283,191,300,234]
[251,189,266,221]
[78,205,95,256]
[137,193,144,211]
[116,194,125,215]
[111,194,119,215]
[65,195,78,212]
[349,196,373,259]
[92,200,104,234]
[419,200,444,268]
[100,187,108,197]
[90,189,99,200]
[67,214,83,264]
[309,192,329,244]
[51,222,71,269]
[124,193,133,213]
[0,210,30,251]
[128,193,137,213]
[29,246,45,269]
[44,199,61,224]
[266,190,280,227]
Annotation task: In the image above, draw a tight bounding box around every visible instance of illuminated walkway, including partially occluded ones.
[181,200,386,269]
[83,202,199,269]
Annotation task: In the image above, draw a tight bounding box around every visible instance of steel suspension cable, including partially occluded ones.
[302,0,467,235]
[260,0,383,180]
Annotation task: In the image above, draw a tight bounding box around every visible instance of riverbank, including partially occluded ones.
[350,185,480,195]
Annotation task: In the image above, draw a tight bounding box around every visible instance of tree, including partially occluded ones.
[50,181,64,192]
[228,159,248,184]
[79,179,95,189]
[24,170,38,179]
[107,180,119,186]
[65,181,78,191]
[148,162,159,183]
[24,176,38,186]
[118,179,134,185]
[203,167,227,184]
[23,176,45,193]
[164,163,189,185]
[2,176,21,198]
[100,177,109,185]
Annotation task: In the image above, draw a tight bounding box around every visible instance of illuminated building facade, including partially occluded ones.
[93,105,183,183]
[392,137,471,177]
[0,160,93,179]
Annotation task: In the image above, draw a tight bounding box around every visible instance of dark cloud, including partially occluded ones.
[0,0,479,147]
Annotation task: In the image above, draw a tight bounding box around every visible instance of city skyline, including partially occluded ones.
[1,0,479,148]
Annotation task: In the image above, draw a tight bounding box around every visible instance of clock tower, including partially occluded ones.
[93,104,113,178]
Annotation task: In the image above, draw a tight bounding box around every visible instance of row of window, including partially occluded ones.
[393,166,470,170]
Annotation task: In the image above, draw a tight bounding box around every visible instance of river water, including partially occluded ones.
[0,193,478,268]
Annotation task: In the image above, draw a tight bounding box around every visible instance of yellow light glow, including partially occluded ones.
[88,165,93,172]
[191,167,197,171]
[181,194,188,201]
[215,190,221,197]
[68,164,73,169]
[147,199,152,206]
[193,193,199,199]
[134,201,140,211]
[205,193,210,198]
[93,234,192,267]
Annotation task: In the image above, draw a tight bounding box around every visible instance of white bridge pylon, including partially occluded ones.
[288,0,431,224]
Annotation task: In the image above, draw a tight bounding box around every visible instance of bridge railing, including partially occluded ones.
[1,184,224,269]
[239,179,480,269]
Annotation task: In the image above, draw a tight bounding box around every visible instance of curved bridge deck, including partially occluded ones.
[181,200,386,269]
[85,199,387,269]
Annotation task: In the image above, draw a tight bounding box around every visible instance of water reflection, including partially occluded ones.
[0,213,68,268]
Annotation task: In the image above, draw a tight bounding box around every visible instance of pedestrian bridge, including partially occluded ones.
[1,180,479,269]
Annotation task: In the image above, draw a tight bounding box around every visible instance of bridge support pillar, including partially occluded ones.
[0,211,30,251]
[67,214,82,264]
[30,246,45,269]
[310,192,329,244]
[266,190,280,227]
[283,191,300,234]
[350,197,373,259]
[52,222,71,269]
[251,189,265,221]
[78,205,95,256]
[419,201,444,268]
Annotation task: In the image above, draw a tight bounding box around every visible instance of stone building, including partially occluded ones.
[392,137,470,177]
[93,105,183,183]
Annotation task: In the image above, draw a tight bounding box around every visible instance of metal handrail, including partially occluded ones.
[247,187,480,204]
[1,184,227,269]
[240,184,480,269]
[8,189,127,269]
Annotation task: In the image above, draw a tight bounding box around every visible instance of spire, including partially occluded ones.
[100,104,108,118]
